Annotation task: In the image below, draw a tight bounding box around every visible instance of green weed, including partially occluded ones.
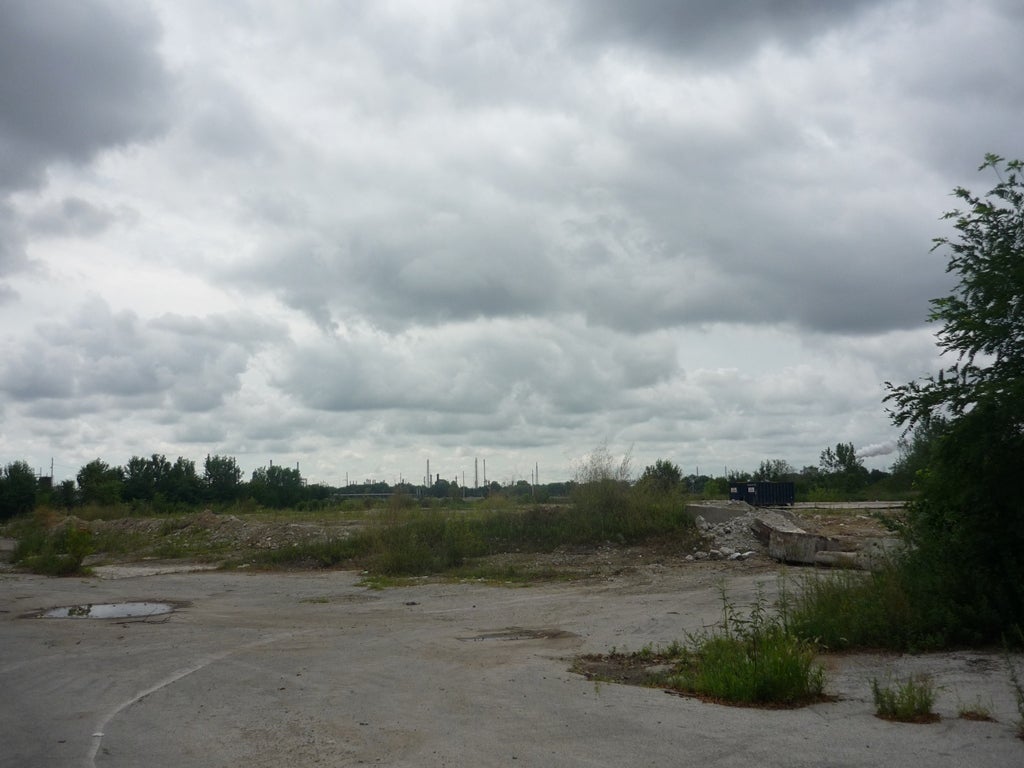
[575,587,826,708]
[784,565,983,652]
[668,588,826,706]
[13,519,93,576]
[253,494,699,578]
[956,696,994,722]
[871,674,939,723]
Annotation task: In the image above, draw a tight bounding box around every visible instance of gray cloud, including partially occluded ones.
[0,1,170,299]
[0,1,170,192]
[27,197,124,237]
[565,0,890,63]
[0,299,282,414]
[1,1,1018,483]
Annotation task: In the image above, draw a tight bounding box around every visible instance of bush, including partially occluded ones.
[883,156,1024,644]
[785,563,1005,652]
[787,570,918,651]
[13,517,93,576]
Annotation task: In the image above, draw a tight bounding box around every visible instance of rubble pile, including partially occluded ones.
[687,505,800,562]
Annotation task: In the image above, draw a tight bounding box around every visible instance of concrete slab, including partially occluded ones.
[1,566,1021,767]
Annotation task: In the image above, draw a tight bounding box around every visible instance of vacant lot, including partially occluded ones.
[2,551,1021,767]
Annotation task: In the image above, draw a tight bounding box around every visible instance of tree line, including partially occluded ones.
[1,436,915,521]
[0,455,306,518]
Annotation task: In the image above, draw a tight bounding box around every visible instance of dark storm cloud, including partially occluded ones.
[0,1,170,192]
[214,0,1016,341]
[566,0,889,62]
[0,1,170,300]
[233,204,567,332]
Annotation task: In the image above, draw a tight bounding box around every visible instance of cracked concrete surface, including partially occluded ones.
[2,565,1021,767]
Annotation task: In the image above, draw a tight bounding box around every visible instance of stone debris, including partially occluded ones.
[690,504,800,562]
[689,503,900,570]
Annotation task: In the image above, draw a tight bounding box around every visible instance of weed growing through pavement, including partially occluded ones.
[665,586,826,706]
[956,695,995,722]
[870,674,939,723]
[574,584,827,708]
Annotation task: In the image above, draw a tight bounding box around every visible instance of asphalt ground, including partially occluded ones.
[2,564,1021,767]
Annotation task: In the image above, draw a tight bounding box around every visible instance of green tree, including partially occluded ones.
[250,464,303,509]
[76,459,123,505]
[55,479,77,509]
[885,154,1024,641]
[753,459,794,482]
[637,459,683,494]
[818,442,868,492]
[203,454,242,503]
[887,154,1024,427]
[0,461,38,519]
[165,457,202,505]
[888,418,946,490]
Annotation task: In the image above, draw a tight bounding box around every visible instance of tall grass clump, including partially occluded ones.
[253,447,699,577]
[871,674,938,723]
[787,554,1015,652]
[254,534,371,569]
[367,508,485,575]
[786,569,919,651]
[668,588,826,706]
[12,514,93,576]
[566,445,696,546]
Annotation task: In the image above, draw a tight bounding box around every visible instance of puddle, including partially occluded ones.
[39,602,175,619]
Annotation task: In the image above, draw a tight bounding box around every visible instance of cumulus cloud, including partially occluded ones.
[0,299,282,414]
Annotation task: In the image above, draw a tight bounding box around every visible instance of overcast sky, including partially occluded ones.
[1,0,1021,487]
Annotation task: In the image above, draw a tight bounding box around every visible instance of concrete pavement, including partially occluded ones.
[1,564,1021,767]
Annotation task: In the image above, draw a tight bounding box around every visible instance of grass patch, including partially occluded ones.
[447,562,575,584]
[783,564,1001,652]
[785,569,920,651]
[253,487,700,578]
[956,696,995,722]
[871,674,939,723]
[10,484,699,581]
[253,535,371,569]
[667,588,826,706]
[574,587,827,708]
